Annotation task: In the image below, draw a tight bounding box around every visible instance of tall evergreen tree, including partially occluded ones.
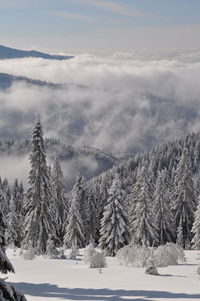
[191,195,200,249]
[172,147,196,249]
[5,195,21,247]
[22,118,55,255]
[51,156,68,242]
[12,179,24,217]
[85,187,97,244]
[64,175,85,248]
[154,169,175,244]
[0,178,10,219]
[0,209,27,300]
[99,173,129,256]
[130,166,159,247]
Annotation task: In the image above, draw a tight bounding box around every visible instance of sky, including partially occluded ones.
[0,0,200,54]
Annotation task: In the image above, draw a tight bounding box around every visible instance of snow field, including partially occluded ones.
[3,249,200,301]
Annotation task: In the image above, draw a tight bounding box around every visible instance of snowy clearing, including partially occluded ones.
[3,249,200,301]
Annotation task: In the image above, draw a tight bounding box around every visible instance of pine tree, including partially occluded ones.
[94,174,109,242]
[23,118,56,255]
[99,173,129,256]
[130,166,159,247]
[0,178,10,220]
[1,177,11,209]
[0,188,8,231]
[51,156,68,242]
[85,188,97,244]
[12,179,24,218]
[172,147,196,248]
[5,196,21,247]
[191,195,200,249]
[0,211,27,300]
[154,169,175,244]
[64,175,85,248]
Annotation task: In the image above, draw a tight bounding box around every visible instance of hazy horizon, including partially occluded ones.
[0,0,200,54]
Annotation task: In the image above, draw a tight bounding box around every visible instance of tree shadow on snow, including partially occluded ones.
[159,273,187,278]
[10,282,200,300]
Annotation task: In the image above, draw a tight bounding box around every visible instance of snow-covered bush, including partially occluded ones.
[83,243,96,265]
[145,257,159,275]
[165,243,186,263]
[69,246,79,259]
[22,247,36,260]
[116,244,151,267]
[90,251,106,269]
[154,245,177,267]
[59,250,67,259]
[117,242,185,268]
[45,237,60,259]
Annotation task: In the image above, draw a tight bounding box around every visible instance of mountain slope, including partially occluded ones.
[0,45,74,60]
[0,139,119,189]
[0,73,61,89]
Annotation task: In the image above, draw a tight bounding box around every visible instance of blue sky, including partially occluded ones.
[0,0,200,54]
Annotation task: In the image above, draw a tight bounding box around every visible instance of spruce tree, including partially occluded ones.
[12,179,24,218]
[64,175,85,248]
[154,169,175,244]
[5,196,21,247]
[172,147,196,248]
[130,166,159,247]
[85,188,97,244]
[0,211,27,300]
[191,195,200,249]
[51,156,68,242]
[22,118,56,255]
[99,173,129,256]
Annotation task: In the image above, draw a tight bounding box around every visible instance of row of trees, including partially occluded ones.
[1,119,200,259]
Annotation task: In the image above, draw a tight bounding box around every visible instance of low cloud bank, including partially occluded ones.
[0,49,200,157]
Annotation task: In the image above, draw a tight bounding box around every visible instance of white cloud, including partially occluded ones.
[0,49,200,157]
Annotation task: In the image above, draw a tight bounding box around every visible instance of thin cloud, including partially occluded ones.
[50,10,97,22]
[79,0,156,18]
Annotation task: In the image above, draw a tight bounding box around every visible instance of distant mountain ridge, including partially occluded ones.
[0,138,119,189]
[0,73,61,89]
[0,45,74,60]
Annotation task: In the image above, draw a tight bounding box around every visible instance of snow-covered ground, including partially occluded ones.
[4,249,200,301]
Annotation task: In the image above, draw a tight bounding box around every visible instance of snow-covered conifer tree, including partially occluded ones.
[154,169,175,244]
[0,211,27,300]
[85,188,97,244]
[22,117,56,255]
[12,179,24,217]
[5,196,21,247]
[99,173,129,256]
[191,195,200,249]
[130,166,159,247]
[64,175,85,248]
[51,156,68,242]
[0,178,10,219]
[172,147,196,248]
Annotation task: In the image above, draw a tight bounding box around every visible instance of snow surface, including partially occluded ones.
[3,249,200,301]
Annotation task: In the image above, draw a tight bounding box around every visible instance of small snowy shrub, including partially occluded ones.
[90,252,106,268]
[165,243,186,263]
[197,264,200,275]
[46,237,60,259]
[116,244,151,267]
[59,250,67,259]
[69,246,79,259]
[117,242,185,268]
[22,247,36,260]
[145,257,159,275]
[154,245,177,267]
[83,243,96,265]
